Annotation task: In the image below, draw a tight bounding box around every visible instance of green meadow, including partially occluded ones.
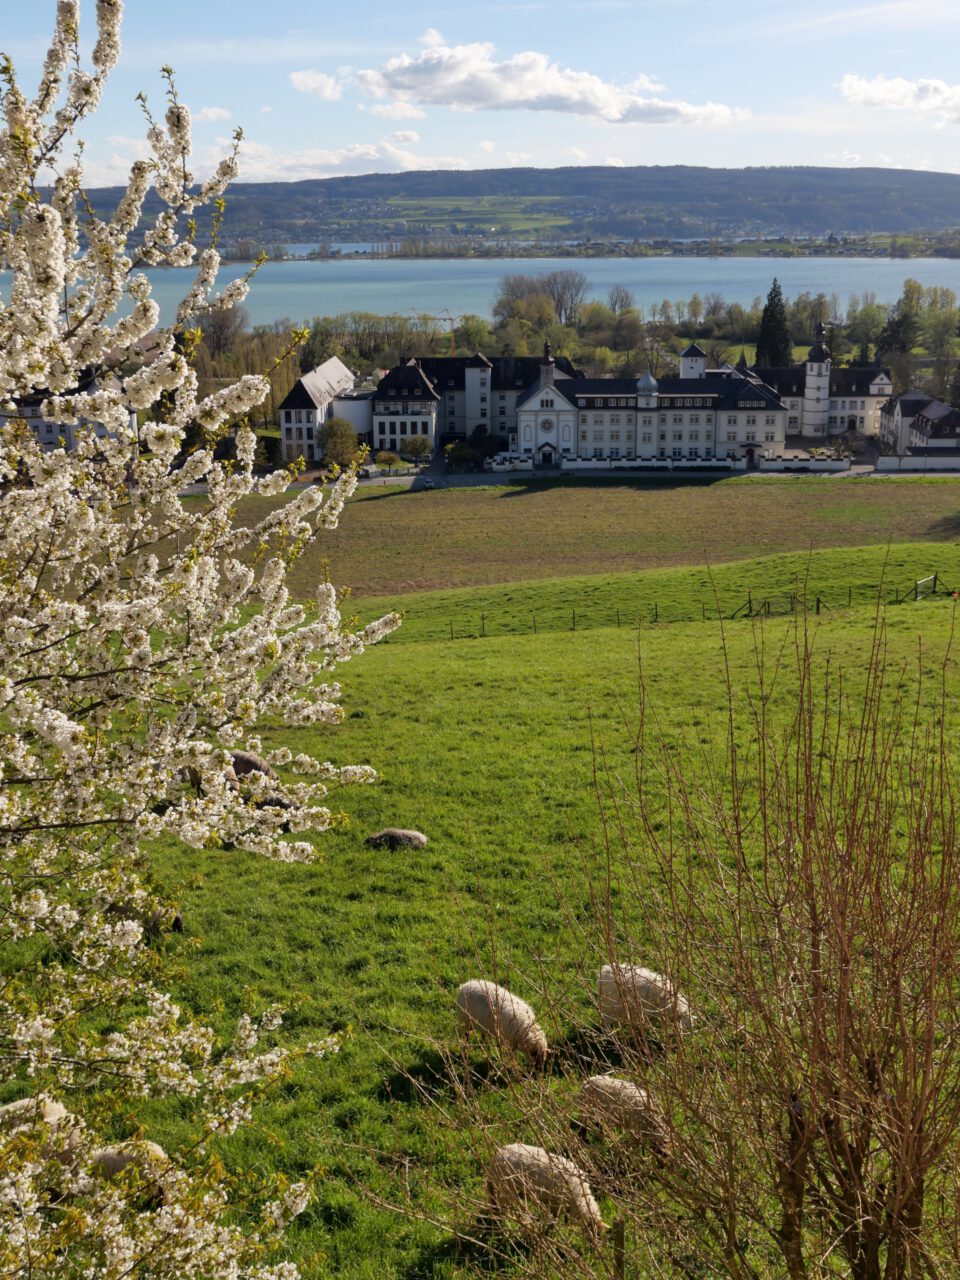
[148,477,960,1275]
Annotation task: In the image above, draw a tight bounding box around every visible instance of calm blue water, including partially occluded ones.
[6,256,960,326]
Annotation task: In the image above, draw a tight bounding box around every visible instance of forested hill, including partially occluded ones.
[84,165,960,243]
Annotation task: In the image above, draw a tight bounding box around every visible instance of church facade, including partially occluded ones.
[511,343,787,464]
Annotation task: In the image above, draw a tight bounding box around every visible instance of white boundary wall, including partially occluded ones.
[877,456,960,473]
[758,457,850,473]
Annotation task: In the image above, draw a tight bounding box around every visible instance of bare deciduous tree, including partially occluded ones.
[608,285,635,317]
[541,271,589,327]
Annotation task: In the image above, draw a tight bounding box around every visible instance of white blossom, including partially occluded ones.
[0,4,400,1274]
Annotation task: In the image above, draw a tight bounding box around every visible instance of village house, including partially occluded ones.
[878,390,960,453]
[277,356,356,463]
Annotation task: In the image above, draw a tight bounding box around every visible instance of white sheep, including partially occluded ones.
[487,1142,608,1243]
[0,1095,79,1161]
[456,979,548,1067]
[0,1095,69,1131]
[91,1140,169,1183]
[578,1075,670,1152]
[598,963,692,1033]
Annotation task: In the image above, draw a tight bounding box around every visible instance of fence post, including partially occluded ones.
[915,580,919,602]
[653,601,658,624]
[702,601,706,621]
[791,592,796,612]
[617,609,621,628]
[532,614,537,634]
[848,585,852,606]
[449,619,454,640]
[480,613,485,637]
[816,597,821,615]
[572,609,576,631]
[934,573,939,594]
[612,1218,626,1280]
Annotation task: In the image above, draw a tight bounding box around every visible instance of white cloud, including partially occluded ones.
[354,34,745,126]
[195,106,231,122]
[568,146,588,161]
[289,69,342,101]
[605,155,626,167]
[840,72,960,125]
[392,130,420,144]
[505,150,530,164]
[226,137,465,182]
[420,28,445,47]
[479,140,496,153]
[261,106,272,113]
[368,101,427,120]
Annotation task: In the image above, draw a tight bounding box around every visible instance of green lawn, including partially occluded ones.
[146,555,960,1277]
[354,542,960,643]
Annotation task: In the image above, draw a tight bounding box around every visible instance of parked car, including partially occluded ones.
[422,478,436,489]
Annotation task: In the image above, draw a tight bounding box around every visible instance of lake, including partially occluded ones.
[6,256,960,327]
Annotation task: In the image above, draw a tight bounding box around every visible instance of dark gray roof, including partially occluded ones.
[681,343,707,358]
[658,373,783,409]
[375,360,441,401]
[515,380,579,410]
[400,353,581,393]
[881,390,933,416]
[914,402,960,438]
[568,379,642,396]
[753,364,891,398]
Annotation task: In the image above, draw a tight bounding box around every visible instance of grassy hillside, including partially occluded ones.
[355,542,960,643]
[85,164,960,242]
[233,475,960,600]
[146,558,960,1277]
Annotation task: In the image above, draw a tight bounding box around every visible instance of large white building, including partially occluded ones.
[370,350,582,457]
[512,343,787,464]
[3,369,117,452]
[277,356,356,463]
[750,322,892,438]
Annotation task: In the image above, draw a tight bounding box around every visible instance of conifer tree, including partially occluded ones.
[754,277,793,366]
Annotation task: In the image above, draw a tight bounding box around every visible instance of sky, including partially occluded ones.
[6,0,960,185]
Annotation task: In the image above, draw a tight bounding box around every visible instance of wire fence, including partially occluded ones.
[394,573,958,645]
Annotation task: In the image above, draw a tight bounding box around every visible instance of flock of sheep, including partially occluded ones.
[456,964,692,1246]
[0,1095,170,1196]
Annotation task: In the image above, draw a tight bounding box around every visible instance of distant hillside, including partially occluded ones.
[84,165,960,245]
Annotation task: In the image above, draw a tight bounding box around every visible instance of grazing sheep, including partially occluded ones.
[230,750,279,781]
[578,1075,670,1153]
[456,980,548,1068]
[598,963,692,1033]
[0,1095,69,1131]
[92,1140,168,1180]
[366,827,428,850]
[0,1096,78,1160]
[487,1142,608,1243]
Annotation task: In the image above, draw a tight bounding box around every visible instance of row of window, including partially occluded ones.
[283,409,315,424]
[376,421,430,436]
